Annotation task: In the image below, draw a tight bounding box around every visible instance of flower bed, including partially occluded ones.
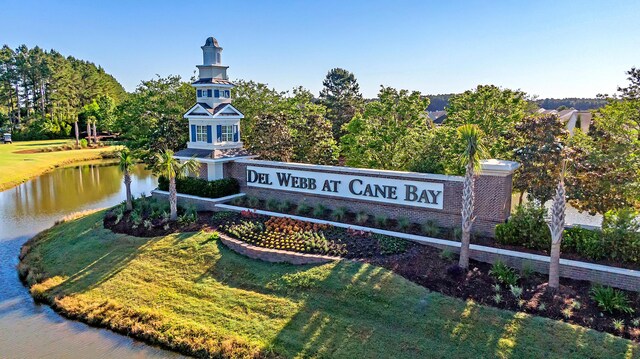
[218,211,411,258]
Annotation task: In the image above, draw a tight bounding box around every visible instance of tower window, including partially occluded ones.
[214,89,220,98]
[197,89,202,97]
[220,125,233,142]
[216,53,221,63]
[196,125,207,142]
[223,90,230,98]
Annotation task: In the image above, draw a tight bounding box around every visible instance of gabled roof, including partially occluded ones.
[184,102,245,119]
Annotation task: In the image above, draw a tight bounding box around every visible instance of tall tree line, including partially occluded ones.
[0,44,126,139]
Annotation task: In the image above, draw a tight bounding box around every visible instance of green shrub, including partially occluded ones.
[601,208,640,263]
[79,138,88,148]
[312,204,326,217]
[421,220,440,237]
[246,196,260,208]
[296,202,311,215]
[375,215,388,227]
[439,249,456,261]
[230,196,245,206]
[157,176,239,199]
[495,203,550,251]
[397,217,410,231]
[355,211,369,225]
[489,261,520,286]
[451,226,462,241]
[331,207,347,221]
[562,226,605,260]
[589,285,634,314]
[211,211,237,222]
[266,198,280,211]
[277,201,291,212]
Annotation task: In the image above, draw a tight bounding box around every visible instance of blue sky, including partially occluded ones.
[1,0,639,98]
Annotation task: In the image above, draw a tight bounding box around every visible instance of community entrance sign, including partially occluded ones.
[246,166,444,209]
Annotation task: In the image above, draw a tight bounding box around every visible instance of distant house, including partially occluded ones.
[427,110,447,125]
[426,107,592,134]
[536,108,592,134]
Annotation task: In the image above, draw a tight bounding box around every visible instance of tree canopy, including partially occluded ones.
[319,68,364,139]
[0,44,126,139]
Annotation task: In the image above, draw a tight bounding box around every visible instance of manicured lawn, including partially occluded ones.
[0,139,115,190]
[20,211,640,358]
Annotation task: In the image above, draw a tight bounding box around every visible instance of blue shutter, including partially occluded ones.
[190,124,196,142]
[206,125,212,143]
[197,89,202,97]
[214,89,220,98]
[225,90,230,98]
[216,125,222,142]
[207,89,212,97]
[233,124,239,142]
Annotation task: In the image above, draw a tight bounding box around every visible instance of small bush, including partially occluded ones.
[246,196,260,208]
[509,285,523,298]
[312,204,326,218]
[331,207,347,221]
[421,220,440,237]
[495,203,550,251]
[562,226,604,260]
[355,211,369,225]
[79,138,88,148]
[230,196,246,206]
[211,211,237,222]
[601,208,640,263]
[277,201,291,212]
[296,202,311,215]
[375,215,388,227]
[489,261,520,286]
[589,285,634,314]
[397,217,410,231]
[520,261,535,279]
[439,249,456,261]
[157,176,239,199]
[266,198,280,211]
[451,227,462,241]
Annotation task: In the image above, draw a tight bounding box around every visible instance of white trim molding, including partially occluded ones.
[479,159,520,177]
[234,158,465,182]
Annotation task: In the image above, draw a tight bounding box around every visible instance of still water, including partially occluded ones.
[0,162,183,358]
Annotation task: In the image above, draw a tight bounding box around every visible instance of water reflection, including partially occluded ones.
[0,162,183,359]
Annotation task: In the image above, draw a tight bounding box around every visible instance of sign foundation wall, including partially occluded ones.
[224,159,518,236]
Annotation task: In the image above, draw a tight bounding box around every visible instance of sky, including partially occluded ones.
[1,0,639,99]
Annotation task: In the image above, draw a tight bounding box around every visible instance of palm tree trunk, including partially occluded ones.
[124,171,133,211]
[93,121,98,143]
[459,161,475,269]
[86,122,91,144]
[548,176,566,289]
[74,121,79,147]
[169,175,178,221]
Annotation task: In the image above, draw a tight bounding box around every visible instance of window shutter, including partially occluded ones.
[206,125,212,143]
[207,89,212,97]
[197,89,202,97]
[216,125,222,142]
[233,124,239,142]
[225,90,230,98]
[191,124,196,142]
[214,89,220,98]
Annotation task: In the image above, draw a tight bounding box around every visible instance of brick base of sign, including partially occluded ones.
[219,233,339,265]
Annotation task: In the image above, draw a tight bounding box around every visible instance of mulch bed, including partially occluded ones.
[104,208,640,342]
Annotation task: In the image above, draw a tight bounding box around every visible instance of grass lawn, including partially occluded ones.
[20,211,640,359]
[0,139,116,190]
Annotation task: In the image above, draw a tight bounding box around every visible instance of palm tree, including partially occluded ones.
[74,120,79,148]
[548,161,566,289]
[118,148,135,211]
[457,124,486,269]
[152,149,199,221]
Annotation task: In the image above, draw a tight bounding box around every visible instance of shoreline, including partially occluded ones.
[0,145,117,191]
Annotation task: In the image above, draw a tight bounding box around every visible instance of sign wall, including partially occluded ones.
[246,166,444,209]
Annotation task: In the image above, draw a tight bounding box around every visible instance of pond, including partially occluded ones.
[0,161,184,358]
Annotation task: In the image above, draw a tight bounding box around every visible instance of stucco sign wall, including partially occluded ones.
[246,166,444,209]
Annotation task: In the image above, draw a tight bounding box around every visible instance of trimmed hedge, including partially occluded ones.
[158,176,239,199]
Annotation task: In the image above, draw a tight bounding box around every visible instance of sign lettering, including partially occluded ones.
[246,166,444,209]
